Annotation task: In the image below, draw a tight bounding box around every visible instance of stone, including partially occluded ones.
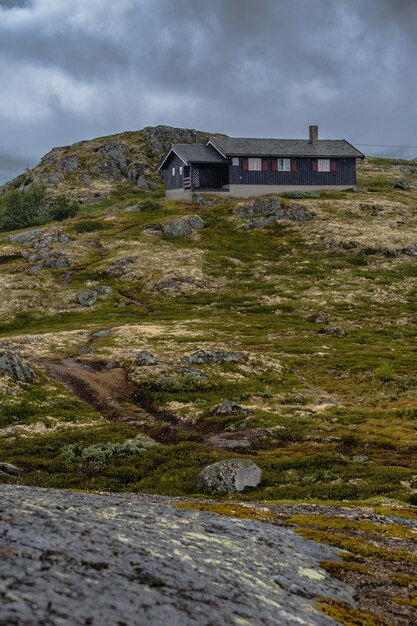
[135,350,157,366]
[96,285,113,295]
[310,312,327,324]
[44,171,64,185]
[57,155,79,174]
[211,400,252,415]
[0,350,35,383]
[198,458,262,493]
[78,173,91,186]
[183,349,244,365]
[105,361,120,369]
[192,193,214,206]
[394,179,409,190]
[234,198,313,223]
[8,228,46,245]
[107,257,137,277]
[136,176,150,191]
[352,455,370,462]
[0,484,356,626]
[0,462,23,476]
[77,290,98,307]
[242,216,278,231]
[318,327,347,337]
[162,216,205,238]
[234,198,282,216]
[177,366,208,381]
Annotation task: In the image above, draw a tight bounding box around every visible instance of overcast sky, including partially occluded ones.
[0,0,416,163]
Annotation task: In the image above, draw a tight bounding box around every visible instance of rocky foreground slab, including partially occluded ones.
[0,486,355,625]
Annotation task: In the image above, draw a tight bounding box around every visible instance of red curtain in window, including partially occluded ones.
[331,159,337,172]
[242,158,249,171]
[312,159,318,172]
[271,159,277,171]
[291,159,297,172]
[262,158,269,171]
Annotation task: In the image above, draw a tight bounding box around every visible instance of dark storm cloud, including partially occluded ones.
[0,0,416,161]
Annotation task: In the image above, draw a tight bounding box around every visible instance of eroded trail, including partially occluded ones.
[43,359,148,421]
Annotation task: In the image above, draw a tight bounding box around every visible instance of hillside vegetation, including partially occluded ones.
[0,127,416,506]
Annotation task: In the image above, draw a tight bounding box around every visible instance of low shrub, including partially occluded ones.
[73,219,105,233]
[47,195,79,221]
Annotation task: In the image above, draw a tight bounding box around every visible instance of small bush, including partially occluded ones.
[47,195,79,221]
[62,439,156,473]
[137,199,161,212]
[0,182,46,231]
[73,219,105,233]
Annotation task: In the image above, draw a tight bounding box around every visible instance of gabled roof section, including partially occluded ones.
[208,137,364,159]
[158,143,227,170]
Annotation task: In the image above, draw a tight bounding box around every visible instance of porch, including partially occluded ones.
[184,164,230,192]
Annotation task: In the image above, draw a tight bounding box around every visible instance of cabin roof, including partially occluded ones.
[158,144,226,170]
[208,137,364,159]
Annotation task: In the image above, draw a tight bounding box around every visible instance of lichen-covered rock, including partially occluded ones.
[0,485,356,626]
[318,327,347,337]
[0,462,23,476]
[234,198,313,224]
[211,400,252,415]
[0,350,35,383]
[95,285,113,295]
[135,350,157,366]
[8,228,46,245]
[183,349,244,365]
[310,312,327,324]
[198,458,262,493]
[77,290,98,307]
[162,216,205,238]
[177,366,208,381]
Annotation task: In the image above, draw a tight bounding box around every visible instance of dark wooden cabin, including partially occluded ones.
[158,125,364,199]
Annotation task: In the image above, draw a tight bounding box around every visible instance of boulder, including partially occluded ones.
[8,228,46,245]
[96,285,113,295]
[394,179,409,190]
[211,400,252,415]
[183,349,244,364]
[77,290,98,307]
[198,459,262,493]
[318,327,347,337]
[44,171,64,186]
[0,351,35,383]
[177,366,208,381]
[162,216,205,238]
[0,462,23,477]
[234,198,282,216]
[310,312,327,324]
[136,176,150,191]
[136,350,157,366]
[78,173,91,186]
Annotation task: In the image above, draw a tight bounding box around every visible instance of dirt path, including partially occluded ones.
[43,359,147,421]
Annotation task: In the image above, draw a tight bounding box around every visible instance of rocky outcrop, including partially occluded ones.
[183,349,244,365]
[0,350,35,382]
[198,458,262,493]
[210,400,252,415]
[135,350,157,366]
[162,216,205,238]
[0,485,356,626]
[77,290,98,307]
[234,198,313,230]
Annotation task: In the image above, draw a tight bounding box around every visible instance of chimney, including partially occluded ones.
[309,125,318,145]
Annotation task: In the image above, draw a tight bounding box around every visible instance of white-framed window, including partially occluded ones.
[171,167,176,176]
[318,159,330,172]
[232,157,239,166]
[277,158,291,171]
[179,166,183,175]
[248,157,262,171]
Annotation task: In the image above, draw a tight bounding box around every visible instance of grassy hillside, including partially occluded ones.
[0,136,416,509]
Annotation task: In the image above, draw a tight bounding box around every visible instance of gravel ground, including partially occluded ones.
[0,485,356,625]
